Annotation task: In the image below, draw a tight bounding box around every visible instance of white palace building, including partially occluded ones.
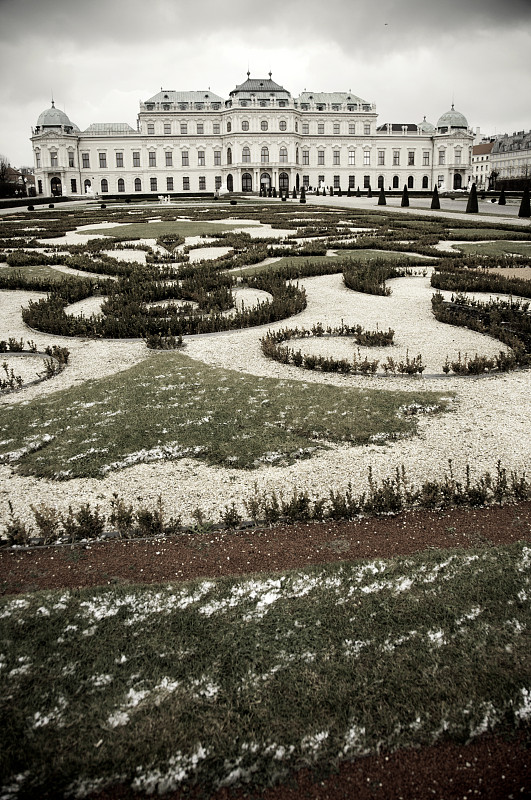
[31,73,474,198]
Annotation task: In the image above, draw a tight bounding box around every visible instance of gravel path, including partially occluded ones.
[0,269,529,531]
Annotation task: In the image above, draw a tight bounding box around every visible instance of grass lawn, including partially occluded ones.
[1,542,529,797]
[88,220,261,240]
[237,250,431,277]
[454,241,531,257]
[0,351,450,479]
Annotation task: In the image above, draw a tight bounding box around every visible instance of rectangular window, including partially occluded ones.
[349,123,356,135]
[438,175,444,187]
[50,152,58,167]
[363,150,370,166]
[116,152,124,168]
[333,175,340,188]
[318,150,325,165]
[166,177,174,191]
[215,176,222,190]
[99,153,107,168]
[68,152,75,167]
[133,152,140,167]
[183,176,190,190]
[150,177,157,191]
[302,150,309,165]
[333,123,340,135]
[198,150,205,166]
[318,123,324,135]
[378,150,385,166]
[349,175,355,188]
[180,123,187,135]
[214,150,221,166]
[348,151,355,166]
[35,152,41,167]
[364,123,371,135]
[333,151,340,165]
[213,123,220,135]
[423,152,430,166]
[302,174,309,186]
[148,152,156,167]
[82,153,90,169]
[182,151,189,166]
[302,123,309,135]
[364,175,370,188]
[199,176,206,190]
[408,151,415,166]
[197,123,204,134]
[318,175,325,186]
[439,150,445,165]
[455,150,461,164]
[165,151,173,166]
[393,150,400,166]
[70,178,77,193]
[147,123,155,135]
[164,123,171,135]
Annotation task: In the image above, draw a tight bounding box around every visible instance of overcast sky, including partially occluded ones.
[1,0,530,167]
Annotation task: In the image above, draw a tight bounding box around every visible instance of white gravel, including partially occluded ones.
[0,269,529,531]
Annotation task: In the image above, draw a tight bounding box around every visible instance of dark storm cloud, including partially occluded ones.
[1,0,530,49]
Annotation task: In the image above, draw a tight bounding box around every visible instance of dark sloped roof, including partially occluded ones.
[376,123,419,132]
[230,75,290,96]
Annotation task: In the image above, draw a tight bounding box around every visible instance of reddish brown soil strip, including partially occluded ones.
[1,502,530,596]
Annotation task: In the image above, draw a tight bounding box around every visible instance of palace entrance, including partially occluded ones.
[241,173,252,192]
[260,172,271,191]
[50,177,62,196]
[279,172,289,192]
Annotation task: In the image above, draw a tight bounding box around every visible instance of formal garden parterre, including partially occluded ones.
[0,198,530,799]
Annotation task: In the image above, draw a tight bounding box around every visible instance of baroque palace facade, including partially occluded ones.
[31,73,473,198]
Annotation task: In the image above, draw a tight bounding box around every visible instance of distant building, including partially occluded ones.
[490,130,531,190]
[472,141,494,190]
[31,77,473,197]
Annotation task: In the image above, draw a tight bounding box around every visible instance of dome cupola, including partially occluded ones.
[35,101,78,134]
[436,105,468,133]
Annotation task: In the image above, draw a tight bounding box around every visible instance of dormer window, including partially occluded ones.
[278,100,286,107]
[146,103,155,110]
[162,104,170,110]
[179,103,188,110]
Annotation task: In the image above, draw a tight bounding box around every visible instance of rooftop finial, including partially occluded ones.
[269,70,272,79]
[247,69,250,78]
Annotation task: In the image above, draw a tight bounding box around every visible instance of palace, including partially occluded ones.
[31,73,473,198]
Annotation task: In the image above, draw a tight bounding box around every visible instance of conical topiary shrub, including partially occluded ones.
[347,187,352,197]
[498,188,506,205]
[292,187,297,199]
[466,182,478,213]
[300,186,306,204]
[330,186,334,196]
[367,186,372,198]
[431,185,440,209]
[338,187,342,197]
[378,187,386,206]
[356,187,361,197]
[401,185,409,207]
[518,187,530,218]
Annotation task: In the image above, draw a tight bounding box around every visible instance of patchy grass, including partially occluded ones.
[88,220,261,240]
[454,241,531,258]
[237,250,430,277]
[0,351,450,479]
[0,264,86,282]
[448,228,531,242]
[0,543,529,798]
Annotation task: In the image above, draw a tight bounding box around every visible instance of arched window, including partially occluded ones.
[117,178,125,193]
[242,146,250,163]
[227,147,232,165]
[279,147,288,163]
[242,120,249,131]
[279,172,289,191]
[407,175,414,189]
[84,179,91,194]
[422,175,429,189]
[392,175,399,189]
[377,175,384,189]
[296,148,299,164]
[261,120,268,131]
[134,178,142,192]
[226,174,233,191]
[242,173,252,192]
[279,120,287,131]
[101,178,108,193]
[227,122,232,132]
[261,147,269,163]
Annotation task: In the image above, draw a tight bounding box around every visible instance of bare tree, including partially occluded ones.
[0,154,10,183]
